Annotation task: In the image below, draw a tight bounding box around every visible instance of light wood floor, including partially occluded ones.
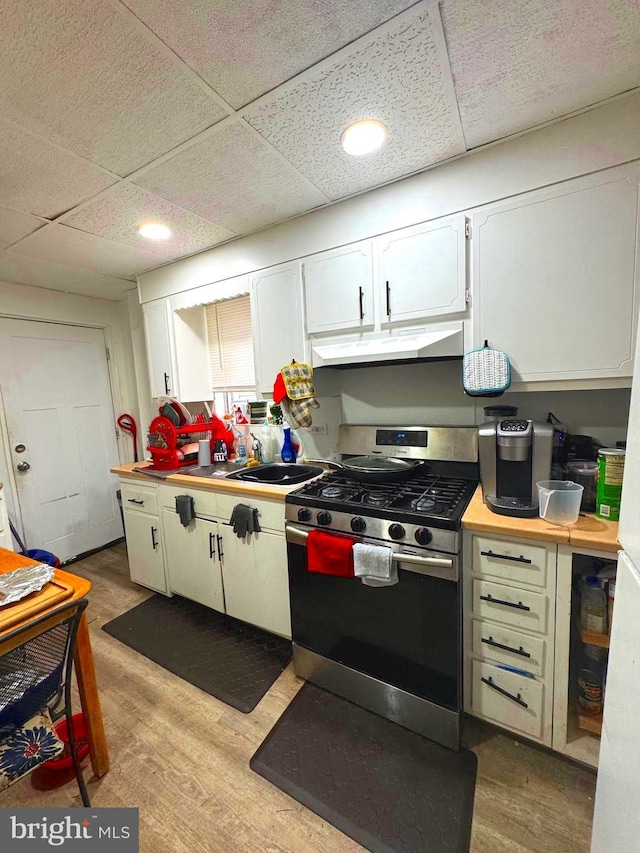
[2,543,596,852]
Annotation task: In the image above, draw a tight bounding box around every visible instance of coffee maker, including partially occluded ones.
[479,420,553,517]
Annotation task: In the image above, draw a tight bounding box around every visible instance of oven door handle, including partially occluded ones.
[284,524,457,581]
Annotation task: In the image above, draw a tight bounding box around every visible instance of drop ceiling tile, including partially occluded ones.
[123,0,417,109]
[0,119,117,219]
[63,184,234,263]
[0,207,46,253]
[0,253,132,300]
[243,4,465,200]
[135,122,328,234]
[14,225,162,280]
[440,0,640,148]
[0,0,227,175]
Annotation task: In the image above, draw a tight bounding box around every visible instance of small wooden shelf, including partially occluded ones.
[578,712,603,736]
[581,629,610,648]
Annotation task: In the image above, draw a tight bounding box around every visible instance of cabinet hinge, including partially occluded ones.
[105,346,111,361]
[465,288,471,305]
[464,221,471,239]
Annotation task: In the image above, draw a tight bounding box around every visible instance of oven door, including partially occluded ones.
[286,523,461,726]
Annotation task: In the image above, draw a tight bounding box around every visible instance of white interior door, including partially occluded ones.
[0,319,123,562]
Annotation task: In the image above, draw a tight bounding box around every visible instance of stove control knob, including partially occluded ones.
[297,508,312,522]
[415,527,433,546]
[350,517,366,533]
[388,523,405,540]
[317,511,332,526]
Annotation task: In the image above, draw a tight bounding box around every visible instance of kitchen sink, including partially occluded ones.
[225,463,323,485]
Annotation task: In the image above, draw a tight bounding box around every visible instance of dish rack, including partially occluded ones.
[147,416,215,470]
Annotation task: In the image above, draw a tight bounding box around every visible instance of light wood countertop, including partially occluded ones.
[111,462,314,500]
[463,486,620,553]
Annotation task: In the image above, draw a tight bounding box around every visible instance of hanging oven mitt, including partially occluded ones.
[462,341,511,397]
[278,361,320,428]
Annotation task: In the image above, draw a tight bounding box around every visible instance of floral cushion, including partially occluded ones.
[0,709,64,791]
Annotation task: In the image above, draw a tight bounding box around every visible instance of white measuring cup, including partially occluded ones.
[537,480,584,526]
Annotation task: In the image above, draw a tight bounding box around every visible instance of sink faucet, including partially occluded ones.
[250,433,263,463]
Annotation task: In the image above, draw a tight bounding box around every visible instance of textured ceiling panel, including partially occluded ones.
[135,122,328,234]
[14,225,162,280]
[123,0,418,109]
[0,253,133,300]
[441,0,640,148]
[0,208,45,253]
[0,119,117,219]
[243,4,465,200]
[63,183,234,263]
[0,0,227,175]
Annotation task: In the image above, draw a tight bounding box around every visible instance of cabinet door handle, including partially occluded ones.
[164,372,170,394]
[385,280,391,317]
[128,498,144,505]
[480,593,531,612]
[209,531,216,560]
[480,549,532,565]
[216,534,224,561]
[358,286,364,321]
[151,526,158,551]
[482,636,531,658]
[481,676,528,709]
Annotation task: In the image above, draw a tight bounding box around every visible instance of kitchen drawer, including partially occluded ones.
[160,484,218,518]
[472,535,550,588]
[472,660,544,741]
[473,578,548,634]
[472,619,546,677]
[120,481,158,516]
[216,493,285,533]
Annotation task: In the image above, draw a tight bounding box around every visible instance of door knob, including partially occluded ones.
[16,461,30,472]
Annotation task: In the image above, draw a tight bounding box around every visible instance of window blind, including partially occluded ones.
[205,295,256,391]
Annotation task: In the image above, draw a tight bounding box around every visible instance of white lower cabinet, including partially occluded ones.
[465,531,556,747]
[0,486,13,551]
[219,523,291,638]
[123,507,167,594]
[122,482,292,638]
[162,509,225,611]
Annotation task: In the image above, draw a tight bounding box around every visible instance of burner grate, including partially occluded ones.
[292,470,472,520]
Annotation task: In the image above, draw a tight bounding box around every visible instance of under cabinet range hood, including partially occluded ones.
[311,322,464,368]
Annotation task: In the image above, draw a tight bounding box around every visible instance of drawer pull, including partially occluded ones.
[128,498,144,505]
[481,675,529,709]
[480,593,531,612]
[482,636,531,658]
[481,549,532,564]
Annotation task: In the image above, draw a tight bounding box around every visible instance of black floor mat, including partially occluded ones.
[102,595,291,713]
[251,683,477,853]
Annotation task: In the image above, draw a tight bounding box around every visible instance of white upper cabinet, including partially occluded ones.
[376,215,468,325]
[143,297,211,402]
[251,261,306,394]
[143,298,175,398]
[303,241,374,334]
[473,166,640,385]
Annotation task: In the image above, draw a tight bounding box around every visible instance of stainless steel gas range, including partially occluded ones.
[285,424,479,750]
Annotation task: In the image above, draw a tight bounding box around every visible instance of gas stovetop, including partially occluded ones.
[286,463,478,531]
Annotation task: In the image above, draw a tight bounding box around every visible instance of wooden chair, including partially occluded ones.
[0,598,90,805]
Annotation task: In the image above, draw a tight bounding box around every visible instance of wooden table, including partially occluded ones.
[0,548,109,778]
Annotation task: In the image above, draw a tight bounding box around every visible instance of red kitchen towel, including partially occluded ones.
[307,529,354,578]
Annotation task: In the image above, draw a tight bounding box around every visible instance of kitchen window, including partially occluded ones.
[205,295,256,417]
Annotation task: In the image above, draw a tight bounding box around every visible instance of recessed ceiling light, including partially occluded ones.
[137,222,171,240]
[341,120,388,156]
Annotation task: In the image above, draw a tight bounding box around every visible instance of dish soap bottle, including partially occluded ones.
[281,427,297,463]
[234,429,248,463]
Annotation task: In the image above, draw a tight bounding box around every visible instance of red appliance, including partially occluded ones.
[146,414,233,470]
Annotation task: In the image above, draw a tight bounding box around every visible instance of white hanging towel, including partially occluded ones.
[353,543,398,587]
